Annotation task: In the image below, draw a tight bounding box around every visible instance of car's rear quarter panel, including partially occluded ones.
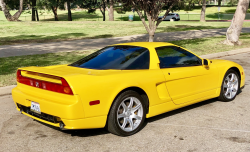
[71,69,172,118]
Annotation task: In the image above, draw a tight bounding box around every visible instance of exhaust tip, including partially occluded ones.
[59,122,65,130]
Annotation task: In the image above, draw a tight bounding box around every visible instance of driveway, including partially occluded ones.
[0,52,250,152]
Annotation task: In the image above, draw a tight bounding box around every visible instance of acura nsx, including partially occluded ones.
[12,42,245,136]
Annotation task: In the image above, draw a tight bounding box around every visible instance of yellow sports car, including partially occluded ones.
[12,42,245,136]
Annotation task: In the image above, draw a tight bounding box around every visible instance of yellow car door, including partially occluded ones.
[155,46,219,105]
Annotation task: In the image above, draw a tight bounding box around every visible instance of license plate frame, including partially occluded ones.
[30,101,41,114]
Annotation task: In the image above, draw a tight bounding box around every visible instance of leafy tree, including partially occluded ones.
[223,0,250,45]
[81,0,106,21]
[0,0,24,21]
[120,0,179,42]
[82,0,98,13]
[37,0,62,21]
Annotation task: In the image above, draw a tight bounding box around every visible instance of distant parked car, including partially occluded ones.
[158,13,180,21]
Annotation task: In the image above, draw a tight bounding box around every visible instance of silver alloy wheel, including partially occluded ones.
[117,97,143,132]
[223,73,239,99]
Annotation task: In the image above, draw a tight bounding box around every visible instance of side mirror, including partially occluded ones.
[203,59,211,67]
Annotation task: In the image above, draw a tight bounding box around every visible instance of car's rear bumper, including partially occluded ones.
[12,84,107,129]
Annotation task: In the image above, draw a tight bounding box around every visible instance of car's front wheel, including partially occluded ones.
[218,69,240,102]
[107,90,146,136]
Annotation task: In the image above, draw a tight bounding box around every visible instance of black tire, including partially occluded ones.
[218,69,240,102]
[107,90,146,136]
[172,18,176,21]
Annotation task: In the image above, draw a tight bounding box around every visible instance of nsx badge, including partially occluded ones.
[35,82,39,88]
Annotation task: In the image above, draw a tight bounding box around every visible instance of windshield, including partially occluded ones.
[69,45,150,70]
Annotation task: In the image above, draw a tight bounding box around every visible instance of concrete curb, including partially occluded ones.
[0,85,16,97]
[0,48,250,97]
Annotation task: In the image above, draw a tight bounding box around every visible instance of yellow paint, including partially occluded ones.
[12,42,245,130]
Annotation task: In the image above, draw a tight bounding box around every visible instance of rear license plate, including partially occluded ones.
[30,102,41,114]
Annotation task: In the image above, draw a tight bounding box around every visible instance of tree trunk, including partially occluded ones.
[32,0,36,21]
[51,6,59,21]
[224,0,249,45]
[67,0,72,21]
[99,0,105,21]
[0,0,24,21]
[105,0,114,21]
[200,0,206,22]
[36,10,39,21]
[218,0,222,6]
[64,2,67,10]
[199,1,202,6]
[102,0,105,21]
[149,32,154,42]
[103,6,105,21]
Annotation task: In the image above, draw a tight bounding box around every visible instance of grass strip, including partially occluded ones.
[1,21,250,45]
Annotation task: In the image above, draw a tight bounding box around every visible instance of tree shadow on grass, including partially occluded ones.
[0,33,114,45]
[40,11,102,21]
[169,37,209,46]
[0,33,87,43]
[117,15,144,21]
[206,13,234,20]
[157,25,226,33]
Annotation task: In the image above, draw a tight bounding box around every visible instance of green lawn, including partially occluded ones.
[1,6,250,21]
[1,21,250,45]
[1,33,250,87]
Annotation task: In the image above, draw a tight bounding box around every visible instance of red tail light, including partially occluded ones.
[17,70,73,95]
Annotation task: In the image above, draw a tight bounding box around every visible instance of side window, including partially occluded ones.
[155,46,201,68]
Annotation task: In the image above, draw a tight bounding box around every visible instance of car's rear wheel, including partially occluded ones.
[218,69,240,102]
[107,90,146,136]
[172,18,176,21]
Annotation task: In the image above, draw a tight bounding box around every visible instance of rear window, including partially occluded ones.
[69,45,150,70]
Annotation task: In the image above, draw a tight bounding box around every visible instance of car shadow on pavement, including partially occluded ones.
[146,98,218,123]
[36,93,243,137]
[35,120,110,137]
[63,128,110,137]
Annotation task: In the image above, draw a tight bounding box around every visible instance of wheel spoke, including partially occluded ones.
[121,102,128,111]
[128,97,133,109]
[232,88,237,92]
[229,91,232,98]
[131,114,142,120]
[225,89,229,95]
[223,82,229,88]
[132,103,141,112]
[127,118,134,130]
[121,118,128,129]
[230,74,235,82]
[232,79,238,86]
[117,113,126,119]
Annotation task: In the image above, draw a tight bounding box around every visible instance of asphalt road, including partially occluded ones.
[0,52,250,152]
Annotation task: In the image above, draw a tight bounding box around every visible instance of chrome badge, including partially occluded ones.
[35,82,39,88]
